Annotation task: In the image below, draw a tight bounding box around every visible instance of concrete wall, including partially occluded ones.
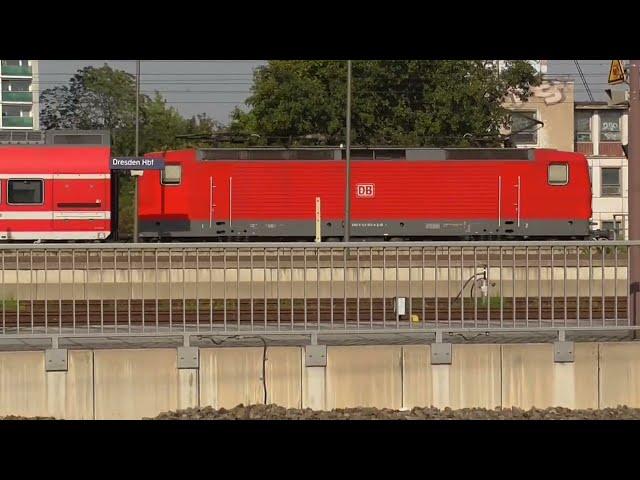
[403,345,501,409]
[2,342,640,418]
[326,346,403,409]
[1,265,629,301]
[0,350,93,419]
[93,349,180,420]
[502,343,599,409]
[200,346,301,409]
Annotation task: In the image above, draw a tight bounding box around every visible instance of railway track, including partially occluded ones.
[0,297,629,331]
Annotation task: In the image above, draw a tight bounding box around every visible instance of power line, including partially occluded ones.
[574,60,595,102]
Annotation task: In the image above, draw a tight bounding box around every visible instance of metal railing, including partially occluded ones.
[0,241,637,339]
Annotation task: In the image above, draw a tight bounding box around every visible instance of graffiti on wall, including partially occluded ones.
[508,80,567,106]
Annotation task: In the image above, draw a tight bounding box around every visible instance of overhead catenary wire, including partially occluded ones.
[30,62,612,119]
[574,60,595,102]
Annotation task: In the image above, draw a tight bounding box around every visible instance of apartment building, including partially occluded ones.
[503,77,630,239]
[575,102,628,238]
[0,60,39,130]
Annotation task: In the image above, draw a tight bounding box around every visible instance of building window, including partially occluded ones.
[601,167,621,196]
[600,111,622,142]
[8,179,43,204]
[1,60,29,67]
[2,80,31,92]
[575,111,592,142]
[601,220,623,239]
[510,111,538,145]
[161,165,182,185]
[1,105,32,118]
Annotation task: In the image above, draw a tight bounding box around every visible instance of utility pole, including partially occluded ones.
[133,59,140,243]
[344,60,352,242]
[629,60,640,326]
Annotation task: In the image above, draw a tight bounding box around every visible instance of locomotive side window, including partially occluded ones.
[8,179,43,204]
[161,165,182,185]
[548,164,568,186]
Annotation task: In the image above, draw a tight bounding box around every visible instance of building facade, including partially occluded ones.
[575,102,628,239]
[0,60,39,130]
[503,77,630,239]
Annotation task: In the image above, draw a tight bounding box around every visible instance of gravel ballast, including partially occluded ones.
[149,404,640,420]
[4,405,640,420]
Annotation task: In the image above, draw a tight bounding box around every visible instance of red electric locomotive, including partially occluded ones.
[138,147,593,241]
[0,142,112,242]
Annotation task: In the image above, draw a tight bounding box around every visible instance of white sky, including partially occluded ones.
[38,60,614,125]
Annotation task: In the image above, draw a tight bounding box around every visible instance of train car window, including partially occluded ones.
[161,165,182,185]
[7,179,43,204]
[548,164,569,186]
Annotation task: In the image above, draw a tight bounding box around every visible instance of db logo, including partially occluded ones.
[356,183,375,198]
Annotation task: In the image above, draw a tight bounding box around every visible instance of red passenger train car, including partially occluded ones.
[0,144,112,241]
[138,147,593,241]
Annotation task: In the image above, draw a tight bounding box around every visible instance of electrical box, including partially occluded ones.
[45,349,68,372]
[305,344,327,367]
[177,347,199,369]
[554,341,575,363]
[394,297,406,316]
[431,343,452,365]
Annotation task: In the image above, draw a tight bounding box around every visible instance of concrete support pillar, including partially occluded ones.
[303,366,326,411]
[303,345,327,410]
[178,369,199,410]
[46,371,67,419]
[430,365,451,409]
[552,362,576,408]
[177,346,199,410]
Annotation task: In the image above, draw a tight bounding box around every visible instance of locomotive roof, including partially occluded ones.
[195,147,540,161]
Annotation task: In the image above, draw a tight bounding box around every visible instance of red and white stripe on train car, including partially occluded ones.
[0,172,111,241]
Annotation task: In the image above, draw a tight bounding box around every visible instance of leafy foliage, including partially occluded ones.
[230,60,541,147]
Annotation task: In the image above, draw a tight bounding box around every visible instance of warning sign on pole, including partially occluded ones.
[608,60,626,85]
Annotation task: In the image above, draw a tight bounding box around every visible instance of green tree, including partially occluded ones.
[230,60,541,147]
[40,65,141,155]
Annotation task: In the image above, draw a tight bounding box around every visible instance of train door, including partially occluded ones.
[202,176,217,236]
[52,175,107,237]
[499,172,522,234]
[158,163,203,237]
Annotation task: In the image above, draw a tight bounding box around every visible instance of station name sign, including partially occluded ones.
[110,157,165,170]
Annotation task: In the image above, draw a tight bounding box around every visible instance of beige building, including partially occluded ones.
[503,78,629,239]
[0,60,39,130]
[503,78,575,151]
[575,102,628,238]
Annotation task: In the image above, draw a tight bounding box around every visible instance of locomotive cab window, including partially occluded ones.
[548,164,568,186]
[8,179,43,204]
[161,165,182,185]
